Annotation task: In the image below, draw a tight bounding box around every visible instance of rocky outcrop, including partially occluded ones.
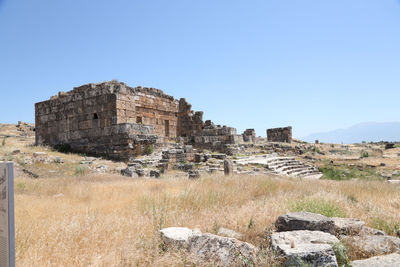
[271,230,340,267]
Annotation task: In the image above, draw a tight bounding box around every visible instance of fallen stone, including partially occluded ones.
[121,167,139,178]
[11,150,20,155]
[211,153,226,160]
[160,227,201,248]
[341,234,400,258]
[224,159,233,176]
[53,156,64,164]
[150,170,160,178]
[21,168,39,178]
[188,233,258,267]
[217,227,243,239]
[275,212,335,234]
[33,152,47,157]
[271,230,340,267]
[332,217,365,235]
[361,226,386,236]
[352,253,400,267]
[388,180,400,184]
[188,170,200,179]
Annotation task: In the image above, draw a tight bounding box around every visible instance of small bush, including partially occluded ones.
[360,151,369,158]
[289,199,347,218]
[147,145,154,155]
[74,165,87,176]
[1,137,6,146]
[332,242,350,267]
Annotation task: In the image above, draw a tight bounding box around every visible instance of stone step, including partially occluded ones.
[293,169,321,177]
[285,167,314,175]
[267,160,298,168]
[274,163,306,172]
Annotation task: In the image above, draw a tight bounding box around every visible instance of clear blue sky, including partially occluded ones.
[1,0,400,138]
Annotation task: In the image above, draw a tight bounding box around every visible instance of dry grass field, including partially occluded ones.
[14,173,400,266]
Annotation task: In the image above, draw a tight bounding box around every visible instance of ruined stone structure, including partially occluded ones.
[267,127,292,143]
[242,129,256,143]
[35,81,237,160]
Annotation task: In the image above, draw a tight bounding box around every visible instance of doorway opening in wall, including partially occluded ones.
[93,113,99,120]
[165,120,169,137]
[137,116,142,124]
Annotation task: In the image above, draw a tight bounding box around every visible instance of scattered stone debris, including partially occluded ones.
[272,211,400,266]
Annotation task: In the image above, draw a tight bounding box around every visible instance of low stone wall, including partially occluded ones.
[267,127,292,143]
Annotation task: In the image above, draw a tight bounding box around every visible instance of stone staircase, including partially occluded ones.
[235,155,323,179]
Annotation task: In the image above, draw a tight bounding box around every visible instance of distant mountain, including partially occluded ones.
[302,122,400,144]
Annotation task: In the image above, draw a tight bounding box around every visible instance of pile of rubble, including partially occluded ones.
[160,212,400,266]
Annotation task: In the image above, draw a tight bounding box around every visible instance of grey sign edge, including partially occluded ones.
[6,163,14,267]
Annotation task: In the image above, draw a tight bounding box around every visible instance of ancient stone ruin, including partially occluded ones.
[35,81,238,160]
[267,126,292,143]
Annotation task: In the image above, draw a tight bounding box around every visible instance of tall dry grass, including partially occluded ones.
[14,173,400,266]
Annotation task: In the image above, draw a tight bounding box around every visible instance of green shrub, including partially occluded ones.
[289,199,347,218]
[147,145,154,155]
[332,242,350,267]
[1,137,6,146]
[360,151,369,158]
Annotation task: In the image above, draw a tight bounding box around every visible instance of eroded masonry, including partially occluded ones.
[35,81,240,160]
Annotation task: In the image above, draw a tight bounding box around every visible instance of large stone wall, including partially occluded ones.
[116,86,179,142]
[267,127,292,143]
[35,82,158,160]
